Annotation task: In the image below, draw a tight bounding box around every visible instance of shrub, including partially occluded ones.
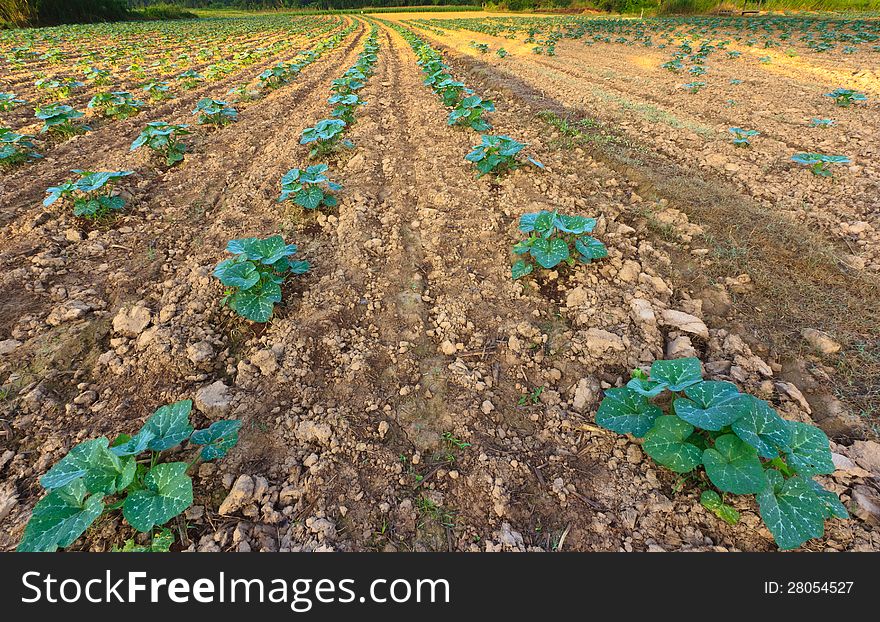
[193,98,237,126]
[511,210,608,279]
[0,127,41,167]
[43,170,133,219]
[594,358,847,550]
[465,135,543,177]
[278,164,342,210]
[17,399,240,552]
[213,236,309,323]
[130,121,192,167]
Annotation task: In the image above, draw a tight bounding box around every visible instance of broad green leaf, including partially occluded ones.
[511,260,533,280]
[190,419,242,461]
[554,214,595,235]
[295,186,324,210]
[731,396,792,458]
[625,377,667,398]
[530,238,569,269]
[122,462,193,533]
[140,399,194,451]
[643,416,703,473]
[672,381,746,431]
[231,279,282,323]
[702,434,766,494]
[757,470,826,550]
[214,259,259,290]
[17,480,104,552]
[700,490,740,525]
[650,358,703,392]
[785,421,834,476]
[111,430,157,457]
[574,236,608,263]
[41,437,127,494]
[808,479,849,520]
[595,387,662,438]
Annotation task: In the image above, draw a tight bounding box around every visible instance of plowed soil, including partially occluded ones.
[0,14,878,553]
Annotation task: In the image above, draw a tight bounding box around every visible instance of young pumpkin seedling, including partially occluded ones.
[729,127,759,147]
[278,164,342,210]
[88,91,145,120]
[0,128,41,167]
[511,210,608,279]
[448,95,494,132]
[17,399,241,552]
[130,121,192,167]
[466,135,543,178]
[34,104,89,137]
[44,170,134,219]
[825,88,867,108]
[213,235,310,323]
[595,358,847,550]
[791,152,850,177]
[193,98,238,126]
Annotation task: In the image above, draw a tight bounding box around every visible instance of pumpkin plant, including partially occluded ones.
[594,358,847,550]
[511,210,607,279]
[17,399,241,552]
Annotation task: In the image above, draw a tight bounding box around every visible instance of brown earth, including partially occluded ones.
[0,15,878,553]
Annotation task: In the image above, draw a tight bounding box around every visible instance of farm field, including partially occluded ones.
[0,11,879,554]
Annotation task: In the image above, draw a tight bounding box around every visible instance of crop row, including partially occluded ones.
[0,20,355,168]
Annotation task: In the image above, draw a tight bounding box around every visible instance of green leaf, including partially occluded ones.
[511,260,533,280]
[642,416,703,473]
[140,399,194,451]
[808,479,849,520]
[214,259,259,289]
[554,214,595,234]
[17,480,105,552]
[700,490,740,525]
[530,237,569,269]
[650,358,703,392]
[230,279,281,323]
[595,387,662,438]
[785,421,834,476]
[702,434,767,494]
[672,381,746,431]
[731,396,792,458]
[625,377,667,398]
[110,429,156,457]
[150,527,175,552]
[295,186,324,210]
[757,470,826,550]
[122,462,193,533]
[190,419,242,461]
[41,437,128,494]
[574,236,608,263]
